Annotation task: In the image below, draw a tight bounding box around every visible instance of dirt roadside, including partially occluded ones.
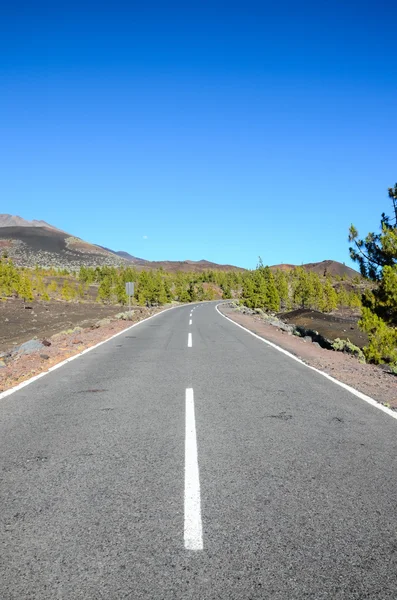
[219,304,397,410]
[0,297,130,352]
[0,305,173,394]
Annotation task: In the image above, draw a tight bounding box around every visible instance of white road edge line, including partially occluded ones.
[184,388,203,550]
[188,333,192,347]
[216,303,397,422]
[189,319,192,325]
[0,304,184,402]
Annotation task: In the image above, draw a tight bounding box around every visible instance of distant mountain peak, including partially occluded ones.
[270,260,360,279]
[0,214,68,234]
[0,214,245,272]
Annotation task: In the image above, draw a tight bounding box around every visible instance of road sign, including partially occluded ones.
[125,282,135,297]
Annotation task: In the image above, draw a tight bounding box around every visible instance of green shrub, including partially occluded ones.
[331,338,366,363]
[359,307,397,364]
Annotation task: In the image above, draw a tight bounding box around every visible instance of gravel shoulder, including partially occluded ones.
[220,303,397,410]
[0,297,128,352]
[0,305,173,393]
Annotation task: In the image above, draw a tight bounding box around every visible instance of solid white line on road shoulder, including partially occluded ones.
[184,388,203,550]
[215,303,397,422]
[188,333,192,347]
[0,304,187,402]
[189,319,192,325]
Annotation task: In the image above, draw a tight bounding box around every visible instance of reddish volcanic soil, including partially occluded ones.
[220,304,397,410]
[0,298,130,352]
[0,304,169,393]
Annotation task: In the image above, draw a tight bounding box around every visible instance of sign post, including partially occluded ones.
[125,282,135,318]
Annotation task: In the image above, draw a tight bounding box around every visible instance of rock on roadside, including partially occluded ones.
[228,303,333,349]
[115,311,135,320]
[93,318,112,328]
[14,339,45,355]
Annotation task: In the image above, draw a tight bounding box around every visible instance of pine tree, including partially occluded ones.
[47,280,58,295]
[310,273,324,311]
[163,279,173,302]
[61,280,77,301]
[274,270,290,309]
[323,279,338,312]
[97,277,112,303]
[293,268,314,308]
[347,291,362,309]
[115,280,128,305]
[221,283,232,299]
[262,267,280,311]
[178,287,191,303]
[18,275,34,302]
[349,183,397,280]
[137,288,148,306]
[77,283,86,300]
[252,270,268,308]
[241,275,256,308]
[187,281,197,302]
[337,286,349,307]
[157,280,169,304]
[137,271,154,305]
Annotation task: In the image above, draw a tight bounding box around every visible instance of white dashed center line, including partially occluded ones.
[189,319,192,325]
[184,388,203,550]
[188,333,192,347]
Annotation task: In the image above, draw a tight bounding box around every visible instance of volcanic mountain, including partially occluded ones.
[0,215,244,272]
[108,255,246,273]
[0,219,125,270]
[0,214,68,232]
[270,260,360,279]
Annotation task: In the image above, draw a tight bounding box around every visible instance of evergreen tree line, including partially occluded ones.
[78,263,361,310]
[0,260,35,301]
[239,261,361,313]
[80,266,221,305]
[1,257,362,314]
[0,259,88,302]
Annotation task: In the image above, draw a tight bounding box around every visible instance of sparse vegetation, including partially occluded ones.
[0,258,226,306]
[0,255,364,317]
[332,338,366,363]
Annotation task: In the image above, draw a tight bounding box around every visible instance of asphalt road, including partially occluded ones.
[1,302,397,599]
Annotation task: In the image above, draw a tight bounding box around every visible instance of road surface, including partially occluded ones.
[1,302,397,599]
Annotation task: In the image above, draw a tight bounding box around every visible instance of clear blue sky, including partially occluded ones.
[1,1,396,269]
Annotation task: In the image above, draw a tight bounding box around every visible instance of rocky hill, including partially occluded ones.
[0,225,126,269]
[2,215,354,276]
[110,256,246,273]
[0,215,244,272]
[270,260,360,279]
[99,248,148,266]
[0,214,67,233]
